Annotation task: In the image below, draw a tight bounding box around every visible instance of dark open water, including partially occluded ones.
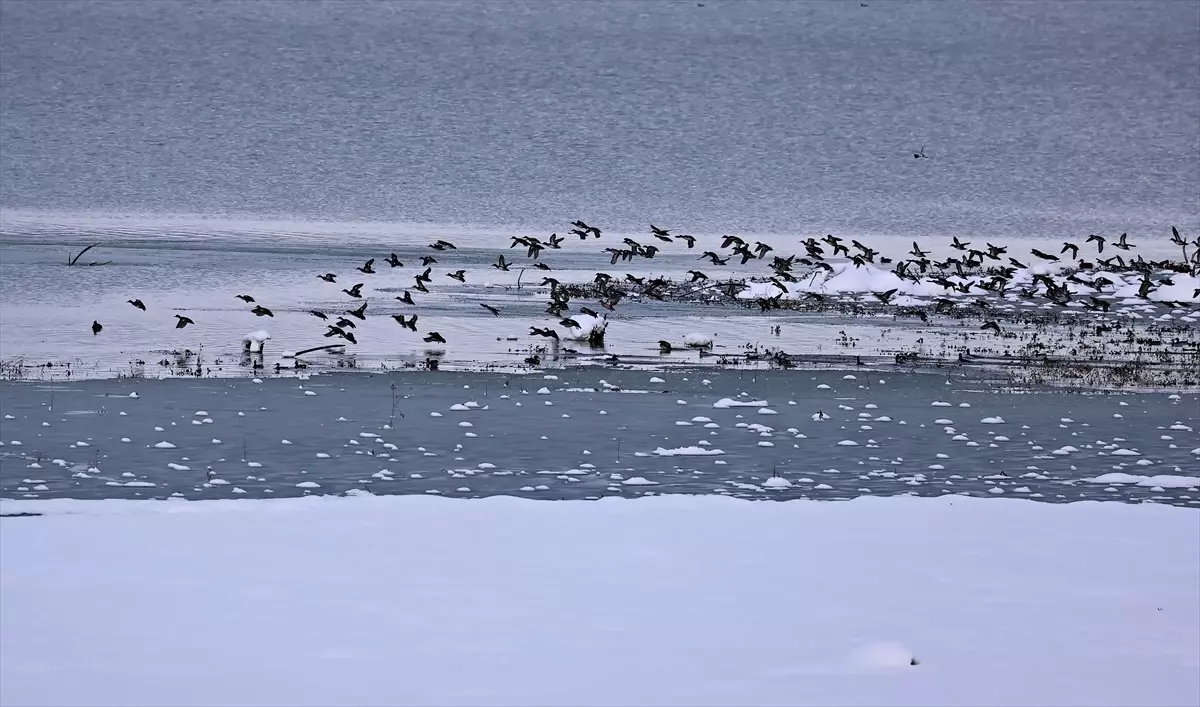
[2,0,1197,238]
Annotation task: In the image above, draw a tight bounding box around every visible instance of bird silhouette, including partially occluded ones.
[127,299,146,311]
[423,331,446,343]
[92,320,102,335]
[392,314,418,332]
[1061,242,1079,259]
[1113,233,1134,251]
[346,302,368,320]
[343,283,364,298]
[395,291,415,305]
[447,270,467,282]
[318,273,337,283]
[429,240,457,251]
[236,294,256,303]
[357,259,375,274]
[385,253,403,267]
[251,305,273,317]
[493,254,510,271]
[677,234,696,248]
[309,310,328,320]
[480,303,501,316]
[420,255,438,266]
[1086,234,1106,252]
[530,327,559,341]
[658,340,673,353]
[981,320,1001,334]
[174,315,195,329]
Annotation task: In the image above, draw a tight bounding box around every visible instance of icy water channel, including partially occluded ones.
[1,368,1196,507]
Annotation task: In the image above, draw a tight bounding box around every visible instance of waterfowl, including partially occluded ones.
[346,302,368,320]
[251,305,273,317]
[127,299,146,311]
[174,315,195,329]
[343,283,364,298]
[236,294,256,303]
[357,259,375,274]
[92,320,102,335]
[423,331,446,343]
[318,273,337,283]
[480,303,500,316]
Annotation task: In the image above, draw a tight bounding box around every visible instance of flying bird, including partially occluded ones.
[174,315,195,329]
[343,283,364,298]
[493,254,510,271]
[251,305,273,317]
[309,310,328,320]
[1086,234,1106,253]
[395,291,415,305]
[318,273,337,283]
[420,255,438,266]
[385,253,403,267]
[447,270,467,282]
[392,314,418,331]
[346,302,368,320]
[1061,242,1079,259]
[236,294,256,303]
[423,331,446,344]
[981,320,1001,334]
[127,299,146,311]
[676,234,696,248]
[429,240,457,251]
[357,259,375,274]
[480,303,501,316]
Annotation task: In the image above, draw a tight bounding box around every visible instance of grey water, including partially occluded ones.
[2,0,1198,240]
[1,368,1197,506]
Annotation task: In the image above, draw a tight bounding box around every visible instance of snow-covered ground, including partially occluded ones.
[2,495,1197,707]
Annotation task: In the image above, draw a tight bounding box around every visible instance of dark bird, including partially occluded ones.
[914,145,927,159]
[392,314,418,332]
[423,332,446,344]
[677,234,696,248]
[413,279,429,293]
[1113,232,1134,251]
[579,306,600,318]
[687,270,708,282]
[318,273,337,283]
[753,242,774,259]
[447,270,467,283]
[416,267,433,283]
[429,240,457,251]
[1086,234,1106,253]
[343,283,364,298]
[174,315,195,329]
[548,233,564,249]
[1009,257,1029,269]
[951,236,970,251]
[343,332,358,345]
[346,302,368,320]
[92,320,102,335]
[480,303,501,316]
[236,294,256,303]
[1086,297,1111,312]
[1031,249,1059,262]
[420,255,438,266]
[650,224,671,240]
[127,299,146,311]
[559,317,580,329]
[700,251,728,266]
[658,340,673,353]
[532,262,552,271]
[872,288,898,304]
[530,326,559,341]
[309,310,328,320]
[910,242,929,258]
[357,259,375,274]
[1061,242,1079,259]
[385,253,403,267]
[493,254,510,271]
[396,291,415,305]
[251,305,274,317]
[721,234,746,250]
[981,320,1001,334]
[335,317,357,329]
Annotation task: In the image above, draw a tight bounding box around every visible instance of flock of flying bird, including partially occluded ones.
[89,223,1198,355]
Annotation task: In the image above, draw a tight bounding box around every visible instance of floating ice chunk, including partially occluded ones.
[430,412,443,417]
[1111,448,1141,456]
[683,333,713,348]
[654,446,725,456]
[120,437,131,443]
[304,391,317,397]
[649,377,665,384]
[316,453,331,459]
[153,441,177,449]
[281,439,292,445]
[980,417,1006,424]
[129,392,139,398]
[758,408,777,415]
[712,398,768,408]
[450,404,469,411]
[816,384,831,390]
[622,476,659,486]
[296,481,321,489]
[931,401,951,407]
[167,463,190,471]
[837,440,859,446]
[812,412,831,421]
[763,477,792,488]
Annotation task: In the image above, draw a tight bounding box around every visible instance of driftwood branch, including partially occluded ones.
[67,243,102,266]
[289,344,346,358]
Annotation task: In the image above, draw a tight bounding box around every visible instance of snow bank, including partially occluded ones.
[0,495,1197,707]
[241,330,271,353]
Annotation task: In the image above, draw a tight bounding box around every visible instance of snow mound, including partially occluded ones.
[654,446,725,456]
[242,330,271,353]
